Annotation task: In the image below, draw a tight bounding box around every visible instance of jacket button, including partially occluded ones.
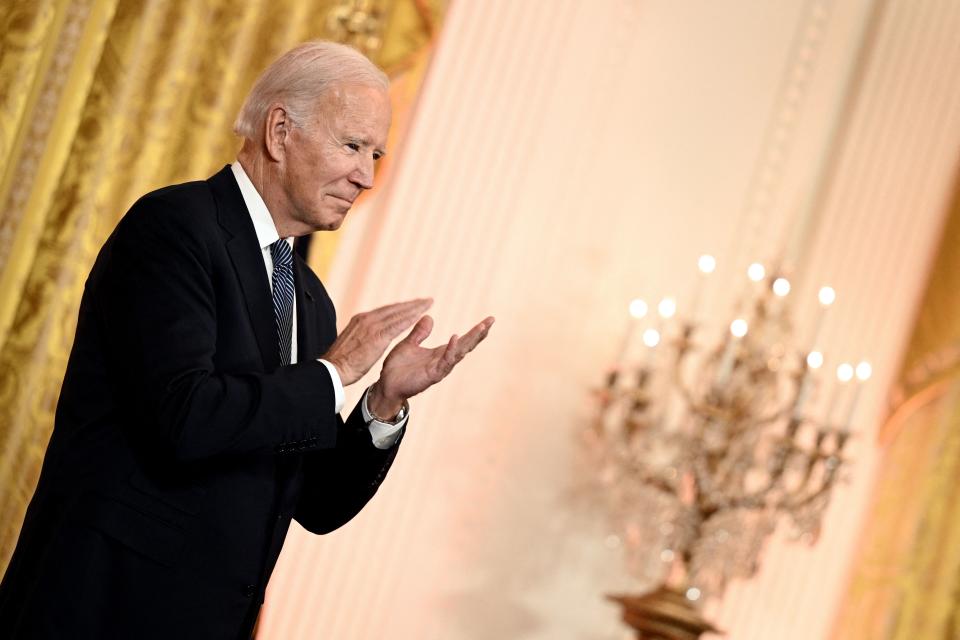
[243,584,256,597]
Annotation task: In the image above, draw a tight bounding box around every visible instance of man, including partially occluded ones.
[0,41,493,639]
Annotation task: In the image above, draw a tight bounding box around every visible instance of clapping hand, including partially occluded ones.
[323,298,434,386]
[367,314,495,418]
[323,298,495,418]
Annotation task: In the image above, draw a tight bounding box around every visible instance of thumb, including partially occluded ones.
[400,315,434,346]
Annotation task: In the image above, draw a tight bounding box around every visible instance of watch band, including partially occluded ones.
[363,390,409,425]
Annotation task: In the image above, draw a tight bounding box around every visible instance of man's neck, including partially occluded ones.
[236,149,293,238]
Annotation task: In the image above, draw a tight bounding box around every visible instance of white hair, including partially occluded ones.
[233,40,389,139]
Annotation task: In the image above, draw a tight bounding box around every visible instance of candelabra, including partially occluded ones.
[589,257,871,638]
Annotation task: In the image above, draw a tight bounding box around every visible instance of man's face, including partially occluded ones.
[279,83,391,232]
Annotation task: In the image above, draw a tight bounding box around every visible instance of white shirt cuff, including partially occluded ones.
[361,388,407,450]
[317,359,345,414]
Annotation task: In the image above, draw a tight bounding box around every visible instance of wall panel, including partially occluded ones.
[261,1,960,637]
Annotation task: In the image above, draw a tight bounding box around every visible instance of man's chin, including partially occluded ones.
[315,215,346,232]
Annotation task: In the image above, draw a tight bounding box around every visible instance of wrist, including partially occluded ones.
[321,354,358,387]
[367,383,405,420]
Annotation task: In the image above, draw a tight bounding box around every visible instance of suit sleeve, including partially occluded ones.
[294,402,404,534]
[98,195,338,464]
[290,264,405,534]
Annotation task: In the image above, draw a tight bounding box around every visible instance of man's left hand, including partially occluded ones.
[367,314,495,418]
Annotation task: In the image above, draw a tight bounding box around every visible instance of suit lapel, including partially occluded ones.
[208,165,281,372]
[294,256,317,362]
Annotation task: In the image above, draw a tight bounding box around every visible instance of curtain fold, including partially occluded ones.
[832,172,960,639]
[0,0,444,573]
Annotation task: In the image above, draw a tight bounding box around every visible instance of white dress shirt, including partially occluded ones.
[231,162,405,449]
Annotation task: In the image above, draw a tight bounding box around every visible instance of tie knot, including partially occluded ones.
[270,238,293,269]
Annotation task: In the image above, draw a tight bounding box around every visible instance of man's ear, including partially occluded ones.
[264,104,289,162]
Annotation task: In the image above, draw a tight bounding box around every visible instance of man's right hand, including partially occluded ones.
[323,298,433,385]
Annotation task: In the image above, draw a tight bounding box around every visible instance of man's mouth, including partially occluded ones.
[329,194,355,206]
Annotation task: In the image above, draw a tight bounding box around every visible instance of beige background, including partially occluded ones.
[260,0,960,638]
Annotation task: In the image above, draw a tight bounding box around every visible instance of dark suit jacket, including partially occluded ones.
[0,165,402,639]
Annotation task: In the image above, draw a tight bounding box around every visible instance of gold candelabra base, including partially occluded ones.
[607,586,721,640]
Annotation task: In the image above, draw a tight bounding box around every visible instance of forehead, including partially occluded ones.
[316,83,391,145]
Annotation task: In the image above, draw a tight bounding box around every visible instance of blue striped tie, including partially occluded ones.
[270,239,295,366]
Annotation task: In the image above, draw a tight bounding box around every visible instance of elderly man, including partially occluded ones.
[0,41,493,639]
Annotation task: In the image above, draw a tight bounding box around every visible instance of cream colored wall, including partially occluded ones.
[260,1,960,638]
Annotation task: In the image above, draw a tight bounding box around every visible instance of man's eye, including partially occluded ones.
[346,142,360,152]
[373,152,383,161]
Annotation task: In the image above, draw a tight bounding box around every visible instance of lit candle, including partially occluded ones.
[741,262,767,326]
[690,254,716,320]
[808,286,836,351]
[772,277,791,298]
[716,318,748,385]
[658,296,677,322]
[616,298,648,367]
[826,362,854,428]
[642,328,661,347]
[841,361,872,430]
[642,297,675,368]
[794,350,823,417]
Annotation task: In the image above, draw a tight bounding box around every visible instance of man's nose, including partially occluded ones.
[350,155,375,190]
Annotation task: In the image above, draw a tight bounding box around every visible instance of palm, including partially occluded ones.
[378,315,494,401]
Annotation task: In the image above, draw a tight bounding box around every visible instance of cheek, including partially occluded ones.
[318,149,357,182]
[289,146,355,204]
[291,157,327,202]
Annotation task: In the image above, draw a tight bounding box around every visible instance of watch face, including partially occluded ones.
[394,401,409,423]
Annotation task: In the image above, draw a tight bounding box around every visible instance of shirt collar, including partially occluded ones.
[231,161,292,251]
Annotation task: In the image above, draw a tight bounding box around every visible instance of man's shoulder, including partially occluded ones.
[117,178,221,241]
[139,178,218,219]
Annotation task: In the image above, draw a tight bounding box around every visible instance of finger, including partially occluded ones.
[361,300,432,343]
[377,303,434,339]
[452,317,495,356]
[353,298,431,331]
[441,334,460,371]
[399,315,434,346]
[382,307,431,340]
[460,316,495,341]
[373,298,433,324]
[366,297,433,317]
[467,317,495,340]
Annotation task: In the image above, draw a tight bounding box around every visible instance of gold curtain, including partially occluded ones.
[832,171,960,638]
[0,0,444,573]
